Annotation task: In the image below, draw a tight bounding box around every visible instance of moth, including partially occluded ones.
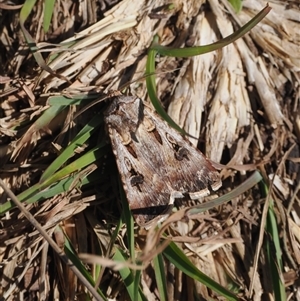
[104,94,221,227]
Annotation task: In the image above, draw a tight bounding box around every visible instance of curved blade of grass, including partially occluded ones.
[163,242,239,301]
[187,171,263,216]
[150,4,271,57]
[145,5,270,137]
[146,39,189,137]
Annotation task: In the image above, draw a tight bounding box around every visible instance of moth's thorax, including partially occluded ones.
[105,96,143,133]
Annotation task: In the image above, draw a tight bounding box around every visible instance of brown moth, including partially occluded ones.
[104,94,221,227]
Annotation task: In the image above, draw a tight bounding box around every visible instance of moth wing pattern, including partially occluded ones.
[107,132,173,226]
[104,95,221,226]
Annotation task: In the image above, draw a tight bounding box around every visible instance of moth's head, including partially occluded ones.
[104,95,144,132]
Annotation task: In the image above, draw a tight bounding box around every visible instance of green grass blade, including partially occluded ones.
[40,114,104,182]
[153,254,168,301]
[34,103,67,130]
[43,0,56,32]
[0,168,104,214]
[163,242,239,301]
[20,0,38,22]
[146,5,271,136]
[133,269,142,301]
[63,229,107,300]
[39,143,107,189]
[151,4,271,57]
[113,248,144,301]
[146,40,188,136]
[19,0,71,83]
[120,184,135,260]
[260,182,286,300]
[0,144,107,213]
[228,0,243,13]
[48,94,99,106]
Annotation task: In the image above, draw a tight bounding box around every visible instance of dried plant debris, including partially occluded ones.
[0,0,299,300]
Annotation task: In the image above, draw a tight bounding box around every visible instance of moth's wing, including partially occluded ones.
[143,107,222,199]
[107,126,174,226]
[110,107,221,226]
[105,96,221,227]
